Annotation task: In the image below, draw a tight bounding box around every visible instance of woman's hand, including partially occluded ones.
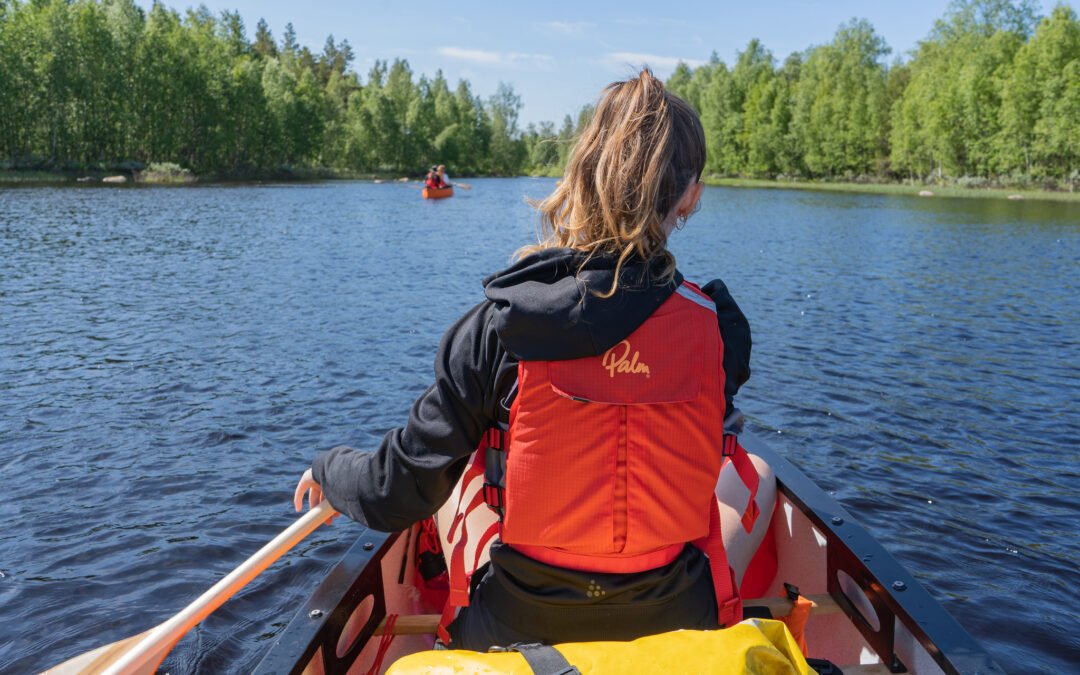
[294,468,335,524]
[293,468,322,511]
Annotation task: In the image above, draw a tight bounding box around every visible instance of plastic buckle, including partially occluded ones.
[718,595,742,626]
[487,428,505,451]
[483,483,505,509]
[785,582,801,602]
[721,434,738,457]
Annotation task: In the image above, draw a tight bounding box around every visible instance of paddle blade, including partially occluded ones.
[42,501,336,675]
[42,630,162,675]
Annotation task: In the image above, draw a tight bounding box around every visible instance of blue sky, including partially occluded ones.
[139,0,1073,126]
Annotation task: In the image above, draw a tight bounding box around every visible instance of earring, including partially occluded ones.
[676,213,688,230]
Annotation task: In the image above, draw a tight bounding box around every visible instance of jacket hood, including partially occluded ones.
[483,248,682,361]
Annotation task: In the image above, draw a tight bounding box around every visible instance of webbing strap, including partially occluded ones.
[484,427,508,515]
[503,643,580,675]
[780,583,812,656]
[694,493,743,627]
[364,614,398,675]
[728,437,761,532]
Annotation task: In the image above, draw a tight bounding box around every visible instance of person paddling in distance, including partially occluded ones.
[424,164,444,190]
[295,69,769,650]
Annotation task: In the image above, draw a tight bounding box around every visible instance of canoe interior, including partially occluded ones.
[254,430,1003,675]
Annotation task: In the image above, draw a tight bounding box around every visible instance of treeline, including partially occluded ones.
[667,0,1080,187]
[3,0,1076,185]
[0,0,580,176]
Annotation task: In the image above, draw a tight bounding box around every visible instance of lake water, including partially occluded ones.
[1,179,1077,672]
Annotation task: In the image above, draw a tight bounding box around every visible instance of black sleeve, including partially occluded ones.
[311,301,507,532]
[701,279,752,409]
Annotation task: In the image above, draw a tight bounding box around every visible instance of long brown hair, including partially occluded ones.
[519,69,706,297]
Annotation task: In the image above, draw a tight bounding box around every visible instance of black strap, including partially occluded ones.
[484,425,508,517]
[483,375,517,517]
[506,643,580,675]
[805,658,845,675]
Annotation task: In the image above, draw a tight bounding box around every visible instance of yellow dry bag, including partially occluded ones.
[387,618,812,674]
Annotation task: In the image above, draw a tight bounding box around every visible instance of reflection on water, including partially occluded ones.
[1,180,1077,671]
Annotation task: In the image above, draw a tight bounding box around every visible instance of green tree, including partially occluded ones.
[1001,4,1080,181]
[9,0,1073,184]
[793,19,890,177]
[453,79,490,174]
[0,0,46,162]
[525,120,559,173]
[708,40,774,175]
[252,18,276,59]
[488,81,525,175]
[891,0,1035,179]
[667,62,694,107]
[742,53,801,177]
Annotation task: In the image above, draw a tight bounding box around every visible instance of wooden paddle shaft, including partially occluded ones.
[90,502,337,675]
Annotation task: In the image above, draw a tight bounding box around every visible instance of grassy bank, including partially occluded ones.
[6,168,1078,204]
[0,170,74,184]
[0,167,421,185]
[702,177,1080,203]
[0,166,516,185]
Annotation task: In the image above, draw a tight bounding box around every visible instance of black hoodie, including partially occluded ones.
[312,248,751,532]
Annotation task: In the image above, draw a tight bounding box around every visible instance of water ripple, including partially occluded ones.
[1,180,1077,672]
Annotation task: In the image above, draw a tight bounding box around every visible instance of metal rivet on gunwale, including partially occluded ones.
[892,581,907,591]
[309,609,323,618]
[363,542,374,551]
[831,516,844,525]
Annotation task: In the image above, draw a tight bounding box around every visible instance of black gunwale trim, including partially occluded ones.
[253,529,399,675]
[741,429,1004,675]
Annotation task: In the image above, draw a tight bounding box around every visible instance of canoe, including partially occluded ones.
[422,186,453,200]
[253,425,1004,674]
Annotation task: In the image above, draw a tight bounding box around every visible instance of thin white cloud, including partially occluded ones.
[540,20,593,35]
[438,46,553,66]
[438,47,500,64]
[605,52,705,70]
[613,17,688,28]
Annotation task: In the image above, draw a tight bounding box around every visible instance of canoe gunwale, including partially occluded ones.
[255,429,1004,675]
[740,430,1004,675]
[254,528,400,675]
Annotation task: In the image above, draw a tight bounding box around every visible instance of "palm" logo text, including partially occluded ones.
[602,340,651,379]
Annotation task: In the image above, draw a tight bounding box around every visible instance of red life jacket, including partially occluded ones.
[438,281,755,643]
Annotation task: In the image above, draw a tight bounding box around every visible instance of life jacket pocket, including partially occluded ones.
[548,309,705,405]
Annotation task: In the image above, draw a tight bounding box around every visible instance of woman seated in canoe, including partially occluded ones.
[295,69,755,650]
[425,164,449,189]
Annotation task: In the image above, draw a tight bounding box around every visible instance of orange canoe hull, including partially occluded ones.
[422,186,454,200]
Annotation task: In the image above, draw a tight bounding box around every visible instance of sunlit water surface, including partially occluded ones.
[1,179,1077,672]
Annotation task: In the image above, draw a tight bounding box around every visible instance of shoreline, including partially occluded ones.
[0,167,424,186]
[701,177,1080,203]
[4,168,1079,204]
